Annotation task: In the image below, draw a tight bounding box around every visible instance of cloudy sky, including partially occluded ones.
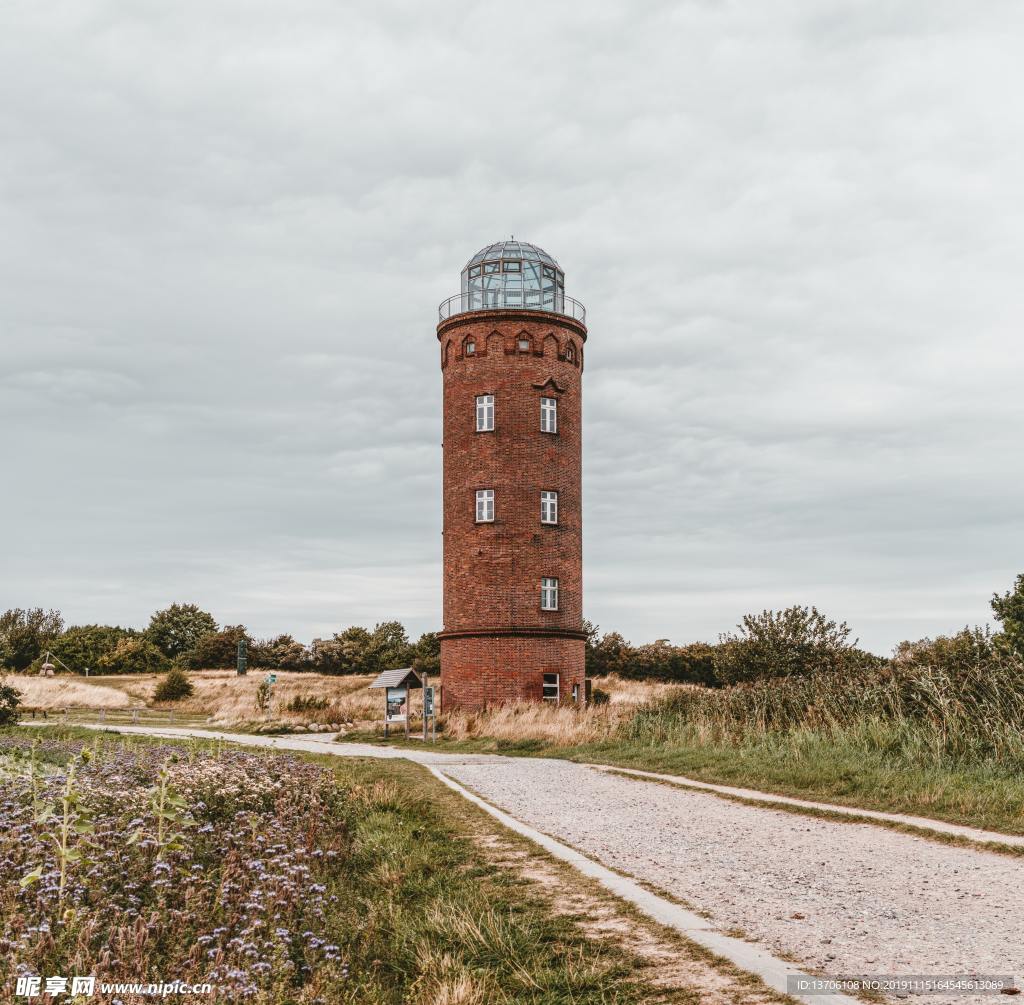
[2,1,1022,654]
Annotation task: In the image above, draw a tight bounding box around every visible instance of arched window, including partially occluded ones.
[566,342,576,363]
[464,338,476,357]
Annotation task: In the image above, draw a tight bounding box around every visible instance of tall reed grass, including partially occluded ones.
[440,676,683,747]
[625,651,1024,767]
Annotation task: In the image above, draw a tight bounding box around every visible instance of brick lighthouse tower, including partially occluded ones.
[437,240,587,711]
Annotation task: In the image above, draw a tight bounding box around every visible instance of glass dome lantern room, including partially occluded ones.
[438,239,585,323]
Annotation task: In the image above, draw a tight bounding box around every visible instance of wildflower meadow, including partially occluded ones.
[0,729,651,1004]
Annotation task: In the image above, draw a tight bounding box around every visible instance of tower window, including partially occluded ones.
[566,343,576,363]
[543,672,560,703]
[518,338,530,351]
[541,490,558,525]
[540,397,557,434]
[476,394,494,432]
[540,577,559,611]
[475,489,494,523]
[465,339,475,356]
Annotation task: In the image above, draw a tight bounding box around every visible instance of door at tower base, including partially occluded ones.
[438,634,586,712]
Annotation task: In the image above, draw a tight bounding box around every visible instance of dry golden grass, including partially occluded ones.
[9,676,138,711]
[9,670,381,725]
[165,670,380,725]
[440,675,684,746]
[10,670,681,736]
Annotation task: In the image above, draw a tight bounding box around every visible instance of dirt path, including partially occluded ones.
[442,759,1022,1005]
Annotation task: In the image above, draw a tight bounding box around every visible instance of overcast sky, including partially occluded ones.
[2,1,1022,654]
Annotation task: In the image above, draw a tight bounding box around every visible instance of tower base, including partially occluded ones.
[439,631,586,711]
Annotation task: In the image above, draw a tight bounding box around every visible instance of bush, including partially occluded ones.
[286,694,329,713]
[97,638,169,675]
[0,608,64,672]
[0,678,21,725]
[47,624,136,674]
[250,634,309,671]
[586,625,717,685]
[590,687,611,706]
[712,605,879,685]
[145,603,218,660]
[177,625,249,670]
[153,667,194,702]
[992,573,1024,658]
[892,626,996,675]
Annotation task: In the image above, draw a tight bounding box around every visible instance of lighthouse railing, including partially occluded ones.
[438,291,586,324]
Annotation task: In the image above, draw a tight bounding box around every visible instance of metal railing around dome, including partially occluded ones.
[438,290,586,324]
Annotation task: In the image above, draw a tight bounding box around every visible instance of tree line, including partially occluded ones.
[0,604,440,679]
[586,571,1023,686]
[2,571,1021,686]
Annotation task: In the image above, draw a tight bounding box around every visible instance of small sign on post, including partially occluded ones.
[423,684,436,743]
[369,668,424,740]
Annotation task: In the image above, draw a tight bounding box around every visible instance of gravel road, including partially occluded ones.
[442,759,1022,1002]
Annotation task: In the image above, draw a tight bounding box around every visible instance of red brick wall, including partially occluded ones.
[437,309,587,710]
[440,634,586,709]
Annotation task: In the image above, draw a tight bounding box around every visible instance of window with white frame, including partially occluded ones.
[475,394,494,432]
[540,396,557,434]
[543,673,560,702]
[540,490,558,525]
[475,489,494,523]
[540,576,559,610]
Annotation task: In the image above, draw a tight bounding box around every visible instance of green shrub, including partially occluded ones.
[176,625,249,670]
[0,608,63,672]
[145,603,217,660]
[250,634,309,671]
[0,678,21,725]
[153,667,194,702]
[590,687,611,706]
[286,694,329,713]
[712,605,880,685]
[992,572,1024,657]
[46,624,137,674]
[97,638,169,675]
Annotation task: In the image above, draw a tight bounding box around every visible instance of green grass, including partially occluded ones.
[346,719,1024,837]
[2,727,674,1004]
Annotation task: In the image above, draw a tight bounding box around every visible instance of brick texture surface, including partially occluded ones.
[437,310,587,710]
